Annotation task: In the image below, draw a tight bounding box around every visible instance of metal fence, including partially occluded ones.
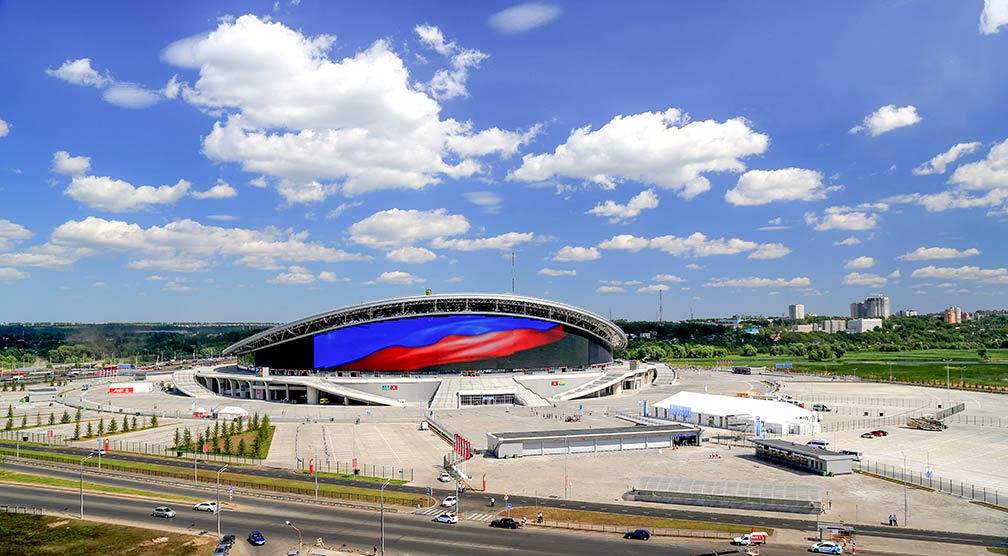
[820,403,966,432]
[854,458,1001,507]
[531,520,735,539]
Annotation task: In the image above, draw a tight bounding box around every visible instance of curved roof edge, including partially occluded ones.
[223,293,627,356]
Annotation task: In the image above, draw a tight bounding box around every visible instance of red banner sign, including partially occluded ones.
[109,386,134,394]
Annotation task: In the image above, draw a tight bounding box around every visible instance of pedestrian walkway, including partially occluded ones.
[413,506,495,522]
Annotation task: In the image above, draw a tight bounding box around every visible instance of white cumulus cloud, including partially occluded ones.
[102,83,161,109]
[835,236,862,246]
[649,232,790,259]
[948,138,1008,191]
[430,232,535,251]
[913,142,981,176]
[597,234,649,252]
[703,277,811,288]
[899,247,981,261]
[41,216,368,272]
[45,58,111,88]
[842,272,888,287]
[844,256,875,269]
[596,285,624,293]
[725,168,836,205]
[386,246,437,264]
[349,208,469,248]
[509,108,768,199]
[414,24,488,100]
[0,268,30,283]
[805,203,887,231]
[463,191,503,214]
[65,176,191,212]
[52,151,91,176]
[850,104,921,136]
[192,181,238,200]
[553,246,601,262]
[911,265,1008,283]
[637,284,669,293]
[652,274,685,282]
[0,118,9,138]
[0,219,33,251]
[163,15,529,202]
[538,268,575,277]
[488,3,561,33]
[587,189,659,222]
[980,0,1008,34]
[374,270,425,285]
[268,266,317,285]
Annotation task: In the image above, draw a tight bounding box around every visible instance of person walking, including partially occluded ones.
[490,497,495,507]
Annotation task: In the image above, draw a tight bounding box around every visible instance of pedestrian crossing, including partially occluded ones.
[415,506,498,522]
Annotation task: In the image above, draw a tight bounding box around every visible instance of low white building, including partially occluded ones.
[650,391,820,436]
[846,318,882,333]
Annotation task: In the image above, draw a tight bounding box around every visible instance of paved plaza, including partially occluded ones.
[2,364,1006,544]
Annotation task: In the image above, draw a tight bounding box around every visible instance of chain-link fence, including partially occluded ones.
[854,458,1001,507]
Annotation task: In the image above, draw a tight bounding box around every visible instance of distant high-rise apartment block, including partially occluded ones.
[822,319,847,334]
[847,318,883,333]
[897,309,917,317]
[944,306,965,324]
[850,295,890,319]
[788,304,805,320]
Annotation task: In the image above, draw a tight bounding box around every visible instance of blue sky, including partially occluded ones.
[1,1,1007,323]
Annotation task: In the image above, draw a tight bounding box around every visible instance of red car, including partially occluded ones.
[870,430,888,437]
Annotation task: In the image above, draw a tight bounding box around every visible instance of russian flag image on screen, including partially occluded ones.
[313,315,565,371]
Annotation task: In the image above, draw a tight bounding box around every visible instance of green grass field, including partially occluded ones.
[669,355,1008,387]
[841,348,1008,362]
[0,513,215,556]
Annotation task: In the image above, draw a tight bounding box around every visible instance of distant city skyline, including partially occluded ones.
[1,2,1006,322]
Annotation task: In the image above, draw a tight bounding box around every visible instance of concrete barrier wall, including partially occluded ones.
[334,380,440,404]
[515,373,601,398]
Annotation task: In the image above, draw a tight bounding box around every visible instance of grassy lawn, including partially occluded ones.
[669,356,1008,388]
[508,506,765,534]
[841,348,1008,362]
[0,447,428,507]
[0,470,199,501]
[0,513,215,556]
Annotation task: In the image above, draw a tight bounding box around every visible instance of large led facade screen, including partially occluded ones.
[313,315,607,371]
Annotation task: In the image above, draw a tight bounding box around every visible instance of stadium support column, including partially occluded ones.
[307,386,318,405]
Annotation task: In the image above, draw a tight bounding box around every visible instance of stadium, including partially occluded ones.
[181,294,650,408]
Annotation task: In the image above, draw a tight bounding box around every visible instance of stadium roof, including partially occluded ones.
[652,391,819,424]
[223,293,628,356]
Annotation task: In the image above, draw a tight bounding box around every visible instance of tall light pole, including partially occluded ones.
[216,465,228,539]
[380,478,391,556]
[79,453,94,519]
[285,520,302,556]
[902,451,908,527]
[945,359,951,408]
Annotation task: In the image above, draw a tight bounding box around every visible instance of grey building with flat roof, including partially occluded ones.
[751,438,856,475]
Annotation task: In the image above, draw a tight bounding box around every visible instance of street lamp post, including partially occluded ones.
[945,359,951,407]
[285,520,302,556]
[902,451,908,527]
[216,465,228,540]
[380,478,391,556]
[79,454,94,519]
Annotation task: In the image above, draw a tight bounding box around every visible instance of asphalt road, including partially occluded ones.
[4,442,1006,550]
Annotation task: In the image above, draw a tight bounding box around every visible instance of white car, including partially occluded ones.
[441,495,458,507]
[433,512,458,524]
[194,501,219,512]
[808,541,842,554]
[437,471,452,482]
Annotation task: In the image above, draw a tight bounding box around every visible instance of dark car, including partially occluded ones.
[490,517,519,529]
[220,535,236,549]
[248,530,266,546]
[623,529,651,540]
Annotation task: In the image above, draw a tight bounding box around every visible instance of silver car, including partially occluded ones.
[152,506,176,518]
